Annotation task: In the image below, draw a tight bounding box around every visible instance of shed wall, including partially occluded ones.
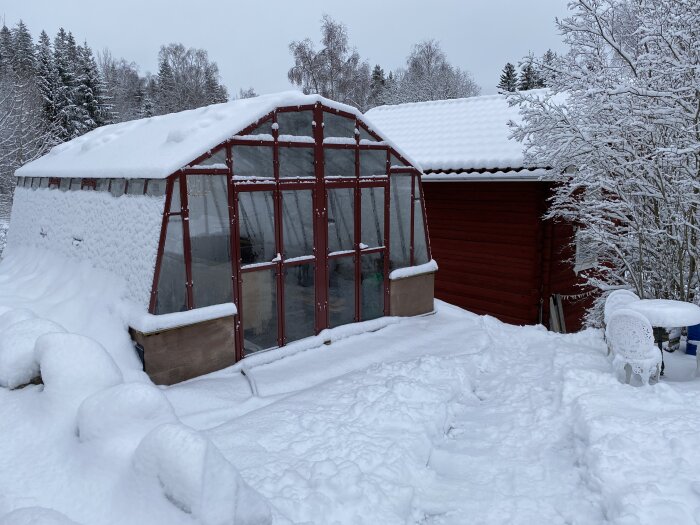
[423,180,589,329]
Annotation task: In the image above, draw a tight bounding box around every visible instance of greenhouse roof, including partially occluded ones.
[365,91,549,174]
[17,91,415,180]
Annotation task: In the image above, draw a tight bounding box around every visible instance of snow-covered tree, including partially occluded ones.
[511,0,700,323]
[288,15,372,111]
[517,61,539,91]
[497,62,517,92]
[384,40,480,104]
[238,87,257,99]
[154,43,228,115]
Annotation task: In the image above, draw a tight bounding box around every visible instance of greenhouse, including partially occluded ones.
[9,92,435,384]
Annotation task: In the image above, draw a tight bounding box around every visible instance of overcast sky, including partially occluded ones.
[2,0,569,97]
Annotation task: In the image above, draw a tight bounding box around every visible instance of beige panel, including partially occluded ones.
[390,272,436,317]
[130,314,236,386]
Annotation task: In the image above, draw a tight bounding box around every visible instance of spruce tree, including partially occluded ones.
[53,28,79,140]
[497,62,517,92]
[368,64,386,108]
[77,41,107,129]
[156,57,175,114]
[10,21,35,78]
[0,25,14,79]
[518,62,538,91]
[35,30,61,146]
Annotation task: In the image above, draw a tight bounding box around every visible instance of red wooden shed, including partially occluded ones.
[367,93,592,331]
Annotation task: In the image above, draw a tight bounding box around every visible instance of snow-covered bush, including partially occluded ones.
[0,315,65,388]
[134,423,272,525]
[35,332,123,401]
[77,382,176,445]
[512,0,700,324]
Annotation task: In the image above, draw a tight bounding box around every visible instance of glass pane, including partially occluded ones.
[361,187,384,248]
[360,149,387,177]
[284,263,315,343]
[389,174,411,269]
[30,178,39,189]
[277,110,313,137]
[238,191,276,265]
[96,178,109,192]
[196,148,227,167]
[70,178,81,191]
[361,252,384,321]
[359,127,376,142]
[16,177,23,188]
[329,256,355,328]
[249,119,273,136]
[282,190,314,259]
[242,269,278,354]
[40,177,49,188]
[110,179,126,197]
[390,154,408,168]
[155,215,187,314]
[279,146,315,179]
[146,179,167,197]
[127,178,145,195]
[170,180,181,211]
[325,148,355,178]
[413,179,429,265]
[327,188,354,253]
[59,178,70,191]
[233,145,273,179]
[324,112,355,138]
[187,175,232,308]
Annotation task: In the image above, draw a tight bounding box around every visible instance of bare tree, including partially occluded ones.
[288,15,372,111]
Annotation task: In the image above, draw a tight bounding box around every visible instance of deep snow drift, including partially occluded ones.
[2,251,700,523]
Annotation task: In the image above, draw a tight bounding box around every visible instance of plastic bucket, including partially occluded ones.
[687,324,700,355]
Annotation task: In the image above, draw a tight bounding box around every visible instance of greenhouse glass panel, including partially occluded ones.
[277,110,313,137]
[238,191,277,265]
[195,148,227,167]
[413,179,430,265]
[361,252,384,321]
[187,175,233,308]
[328,256,355,328]
[361,187,384,248]
[110,179,126,197]
[279,146,315,179]
[324,112,355,138]
[389,174,411,269]
[146,179,167,197]
[282,190,314,259]
[96,179,109,192]
[127,178,145,195]
[242,269,278,353]
[325,148,355,178]
[327,188,354,253]
[155,215,187,314]
[233,145,274,179]
[284,263,315,343]
[360,149,387,177]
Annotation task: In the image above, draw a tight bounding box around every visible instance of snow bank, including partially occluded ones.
[77,383,176,444]
[0,246,145,376]
[389,259,438,280]
[134,423,272,525]
[0,507,79,525]
[0,316,66,388]
[7,188,164,308]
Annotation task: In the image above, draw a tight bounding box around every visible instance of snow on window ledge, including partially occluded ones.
[389,259,438,281]
[129,303,237,334]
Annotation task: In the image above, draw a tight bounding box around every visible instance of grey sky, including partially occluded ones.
[2,0,569,97]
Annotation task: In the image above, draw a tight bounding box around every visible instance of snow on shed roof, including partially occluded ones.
[17,91,415,179]
[365,91,547,173]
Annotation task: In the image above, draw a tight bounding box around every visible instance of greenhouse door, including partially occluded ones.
[326,181,387,329]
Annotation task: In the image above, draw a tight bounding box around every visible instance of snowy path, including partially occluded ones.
[190,309,609,524]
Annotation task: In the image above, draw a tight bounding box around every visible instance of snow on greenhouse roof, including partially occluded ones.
[17,91,415,179]
[365,91,548,173]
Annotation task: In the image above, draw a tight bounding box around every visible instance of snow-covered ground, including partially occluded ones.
[2,252,700,524]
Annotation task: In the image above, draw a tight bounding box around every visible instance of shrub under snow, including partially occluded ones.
[35,332,123,401]
[0,507,79,525]
[0,315,66,388]
[134,423,272,525]
[78,382,177,445]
